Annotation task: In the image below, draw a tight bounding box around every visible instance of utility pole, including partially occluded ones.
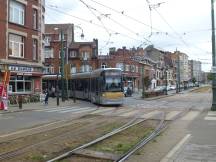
[60,29,65,102]
[165,67,168,95]
[142,64,145,98]
[211,0,216,110]
[177,53,181,93]
[56,73,59,106]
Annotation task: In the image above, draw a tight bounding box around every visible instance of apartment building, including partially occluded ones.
[44,24,98,75]
[188,60,202,82]
[0,0,45,94]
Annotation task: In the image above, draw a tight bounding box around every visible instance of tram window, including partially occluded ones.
[91,78,96,92]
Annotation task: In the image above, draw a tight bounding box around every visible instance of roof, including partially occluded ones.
[69,41,97,49]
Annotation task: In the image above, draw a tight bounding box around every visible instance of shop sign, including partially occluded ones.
[9,65,33,72]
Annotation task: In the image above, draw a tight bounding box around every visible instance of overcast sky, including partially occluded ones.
[46,0,213,72]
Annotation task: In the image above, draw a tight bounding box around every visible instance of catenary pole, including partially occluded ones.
[211,0,216,110]
[61,29,65,102]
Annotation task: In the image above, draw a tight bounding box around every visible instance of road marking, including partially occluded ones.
[35,106,73,112]
[204,116,216,120]
[59,107,93,113]
[204,111,216,120]
[207,111,216,116]
[181,111,200,121]
[120,110,141,117]
[165,111,181,120]
[0,120,63,138]
[141,110,161,119]
[90,108,114,115]
[160,134,191,162]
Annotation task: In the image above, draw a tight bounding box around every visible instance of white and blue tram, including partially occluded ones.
[42,68,124,105]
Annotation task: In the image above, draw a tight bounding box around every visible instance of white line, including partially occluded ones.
[160,134,191,162]
[165,111,181,120]
[204,116,216,120]
[59,107,93,113]
[35,106,73,112]
[207,111,216,116]
[120,110,141,117]
[90,108,114,114]
[181,111,200,121]
[141,110,161,119]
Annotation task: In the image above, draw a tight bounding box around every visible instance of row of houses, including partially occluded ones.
[43,24,203,92]
[0,0,204,95]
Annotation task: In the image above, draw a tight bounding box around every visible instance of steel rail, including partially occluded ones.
[46,117,148,162]
[0,116,119,161]
[115,112,166,162]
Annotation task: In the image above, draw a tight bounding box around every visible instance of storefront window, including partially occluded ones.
[25,82,31,91]
[17,82,24,92]
[9,76,33,93]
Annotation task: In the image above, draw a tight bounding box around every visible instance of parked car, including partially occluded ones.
[154,86,166,91]
[169,85,176,90]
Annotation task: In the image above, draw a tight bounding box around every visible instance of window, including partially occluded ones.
[71,64,76,73]
[44,36,51,46]
[81,51,90,60]
[116,63,124,71]
[125,65,130,71]
[58,33,65,40]
[9,34,24,58]
[33,9,38,29]
[9,0,25,25]
[9,76,32,93]
[69,51,77,58]
[43,66,54,74]
[33,39,37,60]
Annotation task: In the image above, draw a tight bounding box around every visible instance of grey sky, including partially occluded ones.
[46,0,212,72]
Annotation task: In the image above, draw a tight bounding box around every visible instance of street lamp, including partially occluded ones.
[74,25,84,40]
[54,27,65,102]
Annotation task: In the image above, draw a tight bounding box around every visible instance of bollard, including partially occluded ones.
[18,95,22,109]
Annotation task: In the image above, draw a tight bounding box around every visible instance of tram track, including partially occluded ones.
[0,115,129,161]
[47,108,188,162]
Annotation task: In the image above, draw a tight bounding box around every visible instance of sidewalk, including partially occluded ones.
[0,98,79,114]
[161,109,216,162]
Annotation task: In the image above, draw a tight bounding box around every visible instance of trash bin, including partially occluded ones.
[18,95,22,109]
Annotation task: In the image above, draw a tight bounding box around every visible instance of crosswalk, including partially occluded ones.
[34,106,192,121]
[204,111,216,120]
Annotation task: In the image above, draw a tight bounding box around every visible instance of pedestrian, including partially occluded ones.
[44,90,49,105]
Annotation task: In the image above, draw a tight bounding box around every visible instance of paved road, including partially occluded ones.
[0,88,211,137]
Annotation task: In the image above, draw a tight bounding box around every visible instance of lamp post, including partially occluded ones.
[165,67,168,95]
[54,27,65,102]
[211,0,216,110]
[142,63,145,98]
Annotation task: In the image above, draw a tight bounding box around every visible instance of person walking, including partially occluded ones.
[44,89,49,105]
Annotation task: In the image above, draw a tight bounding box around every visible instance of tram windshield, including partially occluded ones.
[105,77,122,92]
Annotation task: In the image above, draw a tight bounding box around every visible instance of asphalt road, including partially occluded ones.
[0,87,211,136]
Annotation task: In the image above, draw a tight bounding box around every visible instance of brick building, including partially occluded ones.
[98,47,157,92]
[43,23,98,90]
[0,0,45,95]
[44,23,98,75]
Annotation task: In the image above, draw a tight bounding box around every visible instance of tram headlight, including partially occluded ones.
[102,93,106,97]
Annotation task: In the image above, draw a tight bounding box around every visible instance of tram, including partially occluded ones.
[42,68,124,105]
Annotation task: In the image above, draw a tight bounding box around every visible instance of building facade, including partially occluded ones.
[0,0,45,95]
[188,60,202,83]
[44,23,98,75]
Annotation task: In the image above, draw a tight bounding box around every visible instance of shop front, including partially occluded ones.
[7,65,43,95]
